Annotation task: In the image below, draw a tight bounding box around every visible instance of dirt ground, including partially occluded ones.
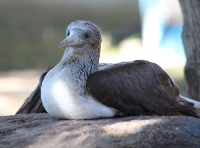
[0,70,44,116]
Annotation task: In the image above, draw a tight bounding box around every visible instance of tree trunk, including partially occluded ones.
[179,0,200,101]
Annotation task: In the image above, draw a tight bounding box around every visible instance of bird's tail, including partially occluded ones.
[179,110,200,118]
[179,95,200,118]
[180,95,200,109]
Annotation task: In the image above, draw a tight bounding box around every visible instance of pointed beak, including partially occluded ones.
[59,30,86,48]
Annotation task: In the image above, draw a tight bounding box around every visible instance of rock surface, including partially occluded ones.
[0,114,200,148]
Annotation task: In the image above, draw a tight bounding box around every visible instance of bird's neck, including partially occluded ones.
[54,47,100,94]
[59,47,99,72]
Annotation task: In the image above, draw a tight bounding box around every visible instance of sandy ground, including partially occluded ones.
[0,70,44,116]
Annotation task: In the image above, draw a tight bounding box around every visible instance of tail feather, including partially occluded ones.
[178,95,200,118]
[180,110,200,119]
[180,95,200,109]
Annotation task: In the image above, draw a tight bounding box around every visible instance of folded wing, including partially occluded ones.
[87,60,194,116]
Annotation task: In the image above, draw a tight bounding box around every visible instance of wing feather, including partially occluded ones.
[87,60,194,116]
[16,69,51,114]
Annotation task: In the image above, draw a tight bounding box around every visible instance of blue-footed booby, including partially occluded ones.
[24,20,200,119]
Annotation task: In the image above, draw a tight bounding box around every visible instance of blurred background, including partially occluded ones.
[0,0,186,115]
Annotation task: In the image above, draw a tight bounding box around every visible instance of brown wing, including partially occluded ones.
[86,60,194,116]
[16,69,50,114]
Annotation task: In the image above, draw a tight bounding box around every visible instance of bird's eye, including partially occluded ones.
[84,31,91,39]
[67,30,70,36]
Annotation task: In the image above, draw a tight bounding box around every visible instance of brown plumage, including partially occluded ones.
[87,60,194,116]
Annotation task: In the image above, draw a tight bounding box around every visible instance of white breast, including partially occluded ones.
[41,68,117,119]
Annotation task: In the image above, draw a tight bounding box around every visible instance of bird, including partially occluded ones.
[17,20,200,119]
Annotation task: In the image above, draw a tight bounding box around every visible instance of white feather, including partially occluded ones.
[180,95,200,109]
[170,77,200,109]
[41,66,117,119]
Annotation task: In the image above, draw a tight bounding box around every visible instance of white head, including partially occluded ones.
[59,20,101,55]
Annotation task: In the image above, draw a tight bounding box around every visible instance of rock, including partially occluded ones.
[0,114,200,148]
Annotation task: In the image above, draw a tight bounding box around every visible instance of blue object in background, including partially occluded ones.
[160,25,185,58]
[138,0,185,67]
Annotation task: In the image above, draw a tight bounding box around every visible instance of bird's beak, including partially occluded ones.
[59,30,86,48]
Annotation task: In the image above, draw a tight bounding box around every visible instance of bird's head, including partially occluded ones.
[59,20,102,54]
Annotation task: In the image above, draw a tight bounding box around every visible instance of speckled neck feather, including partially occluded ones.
[58,46,100,95]
[45,20,101,95]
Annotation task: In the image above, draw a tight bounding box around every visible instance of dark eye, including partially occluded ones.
[67,30,70,36]
[84,31,91,39]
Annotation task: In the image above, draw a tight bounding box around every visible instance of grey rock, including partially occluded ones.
[0,114,200,148]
